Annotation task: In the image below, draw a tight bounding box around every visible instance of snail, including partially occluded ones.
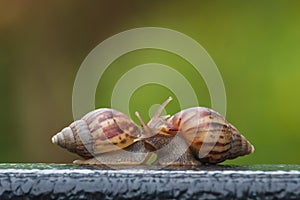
[51,108,156,165]
[135,97,254,165]
[52,97,254,165]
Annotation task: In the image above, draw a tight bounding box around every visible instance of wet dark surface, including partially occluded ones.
[0,164,300,199]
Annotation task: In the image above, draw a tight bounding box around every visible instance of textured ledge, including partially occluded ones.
[0,164,300,199]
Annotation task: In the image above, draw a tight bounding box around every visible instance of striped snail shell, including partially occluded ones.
[51,108,141,159]
[166,107,254,164]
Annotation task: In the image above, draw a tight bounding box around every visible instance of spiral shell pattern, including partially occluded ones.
[52,109,141,158]
[166,107,254,164]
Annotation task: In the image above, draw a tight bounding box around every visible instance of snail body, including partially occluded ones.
[135,97,254,165]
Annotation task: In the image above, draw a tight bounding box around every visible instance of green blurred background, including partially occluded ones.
[1,1,299,164]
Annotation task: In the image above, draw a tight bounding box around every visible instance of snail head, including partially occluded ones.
[134,97,174,141]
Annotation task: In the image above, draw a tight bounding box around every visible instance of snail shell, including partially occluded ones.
[52,109,141,158]
[166,107,254,163]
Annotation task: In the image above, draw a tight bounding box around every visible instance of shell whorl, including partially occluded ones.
[166,107,254,164]
[52,119,93,159]
[227,125,254,159]
[52,108,141,158]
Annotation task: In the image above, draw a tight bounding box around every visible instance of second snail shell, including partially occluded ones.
[164,107,254,164]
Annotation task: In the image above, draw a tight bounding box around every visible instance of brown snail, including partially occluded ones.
[51,108,156,165]
[52,97,254,165]
[135,97,254,165]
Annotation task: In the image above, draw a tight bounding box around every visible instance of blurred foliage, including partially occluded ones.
[0,0,300,164]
